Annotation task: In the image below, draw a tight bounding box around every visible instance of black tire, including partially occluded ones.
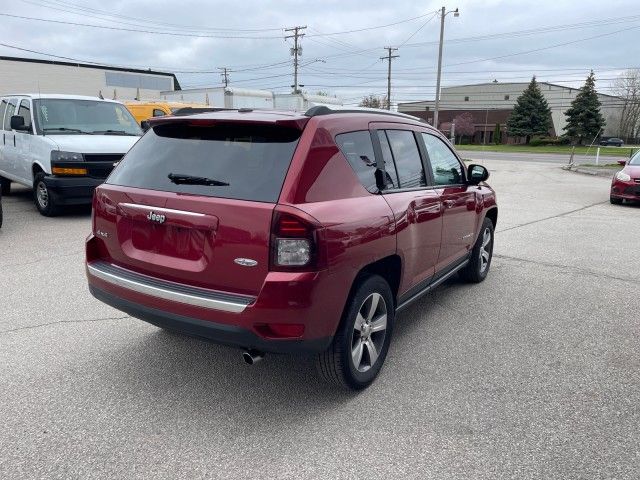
[459,217,494,283]
[316,275,394,390]
[610,196,623,205]
[33,172,60,217]
[0,176,10,196]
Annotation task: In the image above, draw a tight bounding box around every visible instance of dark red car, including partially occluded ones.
[86,107,497,390]
[611,154,640,204]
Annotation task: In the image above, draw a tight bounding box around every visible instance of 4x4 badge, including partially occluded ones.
[147,211,166,224]
[234,258,258,267]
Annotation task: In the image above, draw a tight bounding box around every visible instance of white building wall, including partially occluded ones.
[399,82,621,136]
[0,59,175,100]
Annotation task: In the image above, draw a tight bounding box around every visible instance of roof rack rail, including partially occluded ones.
[304,105,423,122]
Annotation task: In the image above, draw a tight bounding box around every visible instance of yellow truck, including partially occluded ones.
[124,101,206,127]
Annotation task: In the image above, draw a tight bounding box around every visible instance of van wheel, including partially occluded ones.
[610,196,623,205]
[316,275,394,390]
[33,172,60,217]
[0,177,10,195]
[459,217,494,283]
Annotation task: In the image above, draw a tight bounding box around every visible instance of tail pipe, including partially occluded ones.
[242,349,264,365]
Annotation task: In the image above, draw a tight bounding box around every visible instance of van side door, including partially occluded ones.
[1,97,19,179]
[0,98,8,177]
[15,98,34,183]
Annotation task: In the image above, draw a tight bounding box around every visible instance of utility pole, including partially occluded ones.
[433,6,459,129]
[380,47,399,110]
[218,67,231,87]
[285,25,306,93]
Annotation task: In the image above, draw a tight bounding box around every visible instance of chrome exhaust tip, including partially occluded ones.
[242,349,264,365]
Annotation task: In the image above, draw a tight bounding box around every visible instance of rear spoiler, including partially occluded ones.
[148,109,310,130]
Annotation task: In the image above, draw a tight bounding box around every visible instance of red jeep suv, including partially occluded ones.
[86,107,497,390]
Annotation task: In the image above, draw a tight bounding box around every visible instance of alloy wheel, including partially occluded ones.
[479,227,492,273]
[351,292,387,372]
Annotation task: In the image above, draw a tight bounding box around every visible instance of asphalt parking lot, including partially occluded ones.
[1,160,639,479]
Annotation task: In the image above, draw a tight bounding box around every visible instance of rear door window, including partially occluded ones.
[107,122,301,203]
[384,130,426,189]
[152,109,166,117]
[376,131,400,189]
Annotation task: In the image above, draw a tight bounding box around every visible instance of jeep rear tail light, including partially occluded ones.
[270,208,323,271]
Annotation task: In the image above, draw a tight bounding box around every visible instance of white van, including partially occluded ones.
[0,94,141,216]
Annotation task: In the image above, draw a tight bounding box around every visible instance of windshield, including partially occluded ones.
[629,151,640,165]
[33,99,141,136]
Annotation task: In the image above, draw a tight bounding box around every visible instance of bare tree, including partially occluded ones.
[359,94,389,109]
[613,69,640,142]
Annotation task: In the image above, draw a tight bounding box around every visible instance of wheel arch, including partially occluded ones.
[484,206,498,228]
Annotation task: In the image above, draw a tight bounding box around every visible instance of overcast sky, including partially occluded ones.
[1,0,638,105]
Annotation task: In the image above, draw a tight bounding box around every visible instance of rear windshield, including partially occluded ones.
[107,122,301,203]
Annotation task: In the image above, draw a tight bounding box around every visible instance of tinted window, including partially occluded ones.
[0,99,7,130]
[385,130,426,188]
[17,99,32,130]
[3,98,17,131]
[153,109,166,117]
[422,133,464,185]
[376,131,400,189]
[108,123,301,203]
[335,131,377,192]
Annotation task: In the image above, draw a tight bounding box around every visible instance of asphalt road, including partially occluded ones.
[458,148,624,165]
[1,162,639,479]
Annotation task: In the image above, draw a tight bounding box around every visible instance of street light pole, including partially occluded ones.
[433,6,459,130]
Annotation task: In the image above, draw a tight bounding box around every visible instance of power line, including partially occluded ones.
[0,13,284,39]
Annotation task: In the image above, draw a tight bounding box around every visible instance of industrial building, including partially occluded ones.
[398,82,622,142]
[0,56,180,100]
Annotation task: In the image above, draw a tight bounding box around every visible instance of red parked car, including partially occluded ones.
[610,154,640,204]
[86,107,497,390]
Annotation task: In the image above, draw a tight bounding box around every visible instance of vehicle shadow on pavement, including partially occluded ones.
[100,278,468,424]
[4,185,92,217]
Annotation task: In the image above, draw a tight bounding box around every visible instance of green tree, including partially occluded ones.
[493,123,502,144]
[506,76,552,143]
[563,71,606,145]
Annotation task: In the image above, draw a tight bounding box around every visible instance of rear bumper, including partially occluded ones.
[43,176,104,205]
[89,284,332,354]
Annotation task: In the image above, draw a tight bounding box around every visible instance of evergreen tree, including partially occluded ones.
[493,123,501,144]
[563,71,606,145]
[506,76,552,143]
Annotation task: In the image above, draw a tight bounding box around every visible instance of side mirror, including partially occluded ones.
[140,120,150,132]
[617,159,627,166]
[468,164,489,185]
[10,115,29,132]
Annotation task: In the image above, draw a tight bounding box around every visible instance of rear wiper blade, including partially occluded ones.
[92,129,138,136]
[42,127,93,134]
[168,173,230,186]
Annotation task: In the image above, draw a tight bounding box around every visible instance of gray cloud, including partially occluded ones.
[1,0,638,104]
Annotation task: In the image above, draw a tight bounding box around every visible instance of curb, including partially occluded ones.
[561,165,615,178]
